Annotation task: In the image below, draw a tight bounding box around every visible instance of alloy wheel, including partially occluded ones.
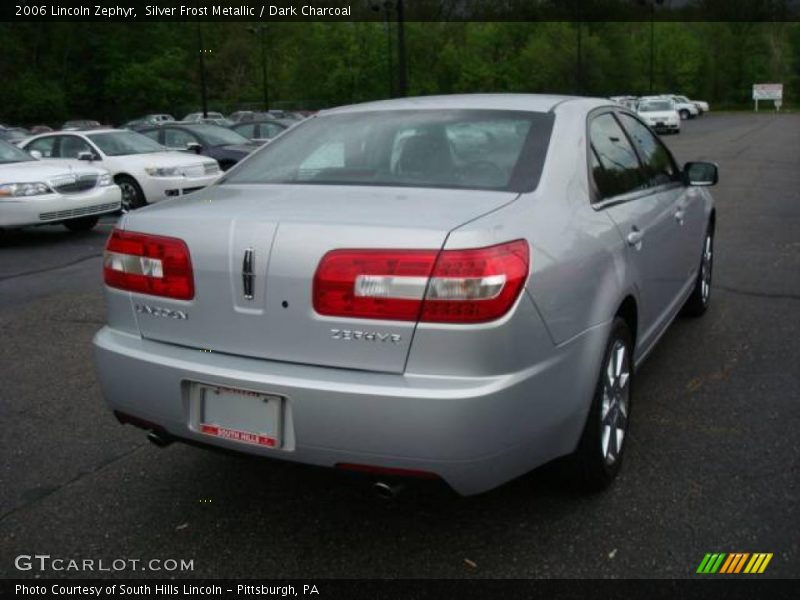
[601,340,630,465]
[119,182,138,213]
[701,233,713,304]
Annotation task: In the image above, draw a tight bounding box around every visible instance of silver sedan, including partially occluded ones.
[93,94,717,495]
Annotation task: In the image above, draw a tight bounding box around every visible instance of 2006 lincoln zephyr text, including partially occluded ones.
[93,94,718,495]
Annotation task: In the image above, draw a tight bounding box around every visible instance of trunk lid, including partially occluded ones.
[120,183,517,373]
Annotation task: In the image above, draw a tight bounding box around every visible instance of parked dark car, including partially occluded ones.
[229,119,289,144]
[123,114,175,130]
[62,120,103,131]
[139,123,258,170]
[30,125,54,135]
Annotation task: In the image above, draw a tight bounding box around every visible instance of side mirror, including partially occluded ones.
[186,142,203,154]
[78,151,95,162]
[29,150,43,159]
[684,161,718,186]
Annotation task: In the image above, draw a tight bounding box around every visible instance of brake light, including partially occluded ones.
[313,240,529,323]
[103,229,194,300]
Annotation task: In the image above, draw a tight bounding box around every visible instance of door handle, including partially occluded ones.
[626,227,644,249]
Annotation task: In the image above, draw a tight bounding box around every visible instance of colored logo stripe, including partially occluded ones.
[719,553,749,573]
[744,553,773,574]
[697,553,726,573]
[697,553,773,574]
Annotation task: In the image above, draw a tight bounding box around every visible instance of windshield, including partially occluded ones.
[639,101,673,112]
[87,131,164,155]
[184,124,250,146]
[224,109,553,192]
[0,139,35,163]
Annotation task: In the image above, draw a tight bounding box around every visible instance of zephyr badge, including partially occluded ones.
[242,248,255,300]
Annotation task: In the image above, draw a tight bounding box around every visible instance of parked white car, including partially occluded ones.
[684,97,710,114]
[662,95,699,120]
[636,98,681,134]
[20,130,221,211]
[0,139,120,231]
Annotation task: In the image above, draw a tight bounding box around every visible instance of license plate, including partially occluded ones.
[197,384,282,448]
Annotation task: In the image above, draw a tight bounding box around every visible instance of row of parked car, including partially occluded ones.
[610,94,710,135]
[0,109,316,232]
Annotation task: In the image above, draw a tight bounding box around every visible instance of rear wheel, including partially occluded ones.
[679,109,690,120]
[682,224,714,317]
[63,216,99,232]
[116,175,145,212]
[567,317,633,491]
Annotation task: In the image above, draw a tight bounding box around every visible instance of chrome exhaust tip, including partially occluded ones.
[147,430,173,448]
[373,481,403,500]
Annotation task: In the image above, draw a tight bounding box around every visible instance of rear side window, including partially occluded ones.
[589,113,647,200]
[618,113,680,187]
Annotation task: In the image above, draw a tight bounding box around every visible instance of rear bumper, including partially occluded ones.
[93,322,608,495]
[0,185,121,227]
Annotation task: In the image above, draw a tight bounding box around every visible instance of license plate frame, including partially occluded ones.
[193,383,283,449]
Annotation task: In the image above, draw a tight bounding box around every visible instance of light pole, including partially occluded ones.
[370,1,395,97]
[248,25,269,112]
[196,21,208,118]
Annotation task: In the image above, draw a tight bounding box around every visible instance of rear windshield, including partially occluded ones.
[223,109,554,192]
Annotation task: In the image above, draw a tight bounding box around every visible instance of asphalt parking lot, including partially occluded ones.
[1,113,798,579]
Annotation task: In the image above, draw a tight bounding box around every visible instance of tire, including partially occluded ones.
[566,317,634,491]
[679,109,690,120]
[116,175,146,212]
[681,224,714,317]
[63,216,99,232]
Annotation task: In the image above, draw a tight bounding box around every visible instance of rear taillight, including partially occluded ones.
[103,229,194,300]
[313,240,529,323]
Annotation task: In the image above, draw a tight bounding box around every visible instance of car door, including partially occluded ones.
[588,110,680,357]
[616,112,700,300]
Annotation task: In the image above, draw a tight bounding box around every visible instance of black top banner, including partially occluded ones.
[3,0,800,22]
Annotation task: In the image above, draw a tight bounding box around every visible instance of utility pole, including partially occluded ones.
[576,0,582,95]
[396,0,407,97]
[647,0,665,94]
[248,25,270,111]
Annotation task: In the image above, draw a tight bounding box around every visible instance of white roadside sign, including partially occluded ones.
[752,83,783,100]
[753,83,784,111]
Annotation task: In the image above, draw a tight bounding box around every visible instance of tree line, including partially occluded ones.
[1,20,797,126]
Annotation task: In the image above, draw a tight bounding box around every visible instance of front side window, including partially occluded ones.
[163,129,198,149]
[224,109,554,192]
[589,113,647,200]
[232,123,257,138]
[618,114,680,187]
[59,136,94,159]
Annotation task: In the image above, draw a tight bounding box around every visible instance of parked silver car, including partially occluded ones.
[93,94,717,495]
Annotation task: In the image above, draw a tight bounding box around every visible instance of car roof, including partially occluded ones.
[321,93,613,115]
